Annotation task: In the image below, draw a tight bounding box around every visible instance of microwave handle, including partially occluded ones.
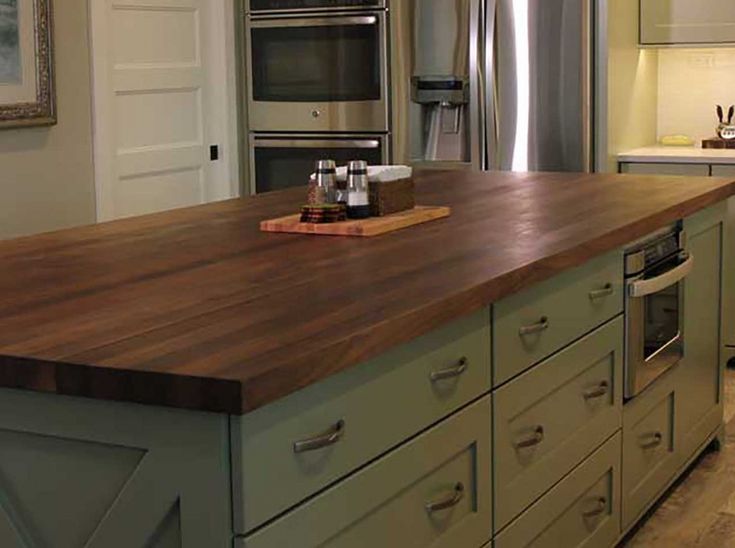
[628,253,694,299]
[250,16,378,28]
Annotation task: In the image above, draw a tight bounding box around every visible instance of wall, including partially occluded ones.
[658,48,735,143]
[604,0,659,172]
[0,2,96,240]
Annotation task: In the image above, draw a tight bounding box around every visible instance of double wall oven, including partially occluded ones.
[245,0,390,193]
[624,227,694,399]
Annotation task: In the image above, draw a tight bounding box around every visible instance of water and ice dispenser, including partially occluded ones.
[411,76,470,163]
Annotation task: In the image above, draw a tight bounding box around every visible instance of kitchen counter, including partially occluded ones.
[1,170,734,414]
[619,146,735,164]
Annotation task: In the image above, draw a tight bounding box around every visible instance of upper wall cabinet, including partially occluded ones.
[641,0,735,45]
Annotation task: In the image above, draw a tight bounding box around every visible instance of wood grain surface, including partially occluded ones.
[260,206,451,237]
[0,170,734,414]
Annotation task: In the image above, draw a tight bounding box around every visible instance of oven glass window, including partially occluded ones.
[251,21,382,102]
[251,0,383,11]
[254,142,383,193]
[643,264,681,360]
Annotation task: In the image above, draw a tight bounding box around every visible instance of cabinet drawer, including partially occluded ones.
[619,162,710,176]
[237,396,492,548]
[495,432,621,548]
[493,250,623,385]
[231,310,491,533]
[622,362,679,530]
[494,317,623,529]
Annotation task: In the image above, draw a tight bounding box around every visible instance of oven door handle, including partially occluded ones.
[250,16,379,28]
[253,139,382,149]
[628,253,694,299]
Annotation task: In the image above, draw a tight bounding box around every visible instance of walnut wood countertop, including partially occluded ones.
[1,171,734,414]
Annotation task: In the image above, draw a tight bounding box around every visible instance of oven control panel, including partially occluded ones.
[644,234,681,268]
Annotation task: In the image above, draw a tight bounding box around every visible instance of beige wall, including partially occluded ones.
[605,0,659,172]
[658,48,735,143]
[0,2,96,240]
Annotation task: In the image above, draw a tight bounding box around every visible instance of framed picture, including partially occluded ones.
[0,0,55,129]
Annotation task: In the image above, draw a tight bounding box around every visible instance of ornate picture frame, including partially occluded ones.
[0,0,55,129]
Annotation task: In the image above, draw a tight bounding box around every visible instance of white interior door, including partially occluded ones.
[90,0,239,221]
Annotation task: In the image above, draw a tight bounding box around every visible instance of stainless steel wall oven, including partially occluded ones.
[624,228,693,399]
[250,134,388,193]
[246,8,389,132]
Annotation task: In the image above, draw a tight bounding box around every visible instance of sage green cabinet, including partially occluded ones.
[0,388,231,548]
[494,432,621,548]
[493,250,623,385]
[493,317,623,530]
[231,310,491,534]
[619,163,709,176]
[640,0,735,45]
[237,396,492,548]
[622,367,679,531]
[677,204,726,459]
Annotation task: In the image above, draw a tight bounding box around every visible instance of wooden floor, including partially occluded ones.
[622,368,735,547]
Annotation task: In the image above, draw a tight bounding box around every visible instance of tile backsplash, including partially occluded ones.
[658,48,735,143]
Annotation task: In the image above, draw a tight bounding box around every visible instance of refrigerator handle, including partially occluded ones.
[469,0,486,171]
[484,0,499,171]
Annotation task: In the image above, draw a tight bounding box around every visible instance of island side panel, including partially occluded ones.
[0,389,231,548]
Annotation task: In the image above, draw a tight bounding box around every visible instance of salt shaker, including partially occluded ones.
[309,160,337,205]
[347,160,370,219]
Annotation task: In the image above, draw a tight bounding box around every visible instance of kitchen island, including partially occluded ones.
[0,170,732,547]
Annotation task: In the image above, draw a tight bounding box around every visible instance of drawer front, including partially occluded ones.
[494,250,623,386]
[494,318,623,529]
[232,310,491,533]
[619,162,710,176]
[238,396,492,548]
[495,432,621,548]
[622,369,678,530]
[711,165,735,177]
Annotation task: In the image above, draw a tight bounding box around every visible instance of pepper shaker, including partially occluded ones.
[347,160,370,219]
[308,160,337,205]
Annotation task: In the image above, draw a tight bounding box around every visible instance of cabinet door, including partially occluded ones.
[677,203,726,460]
[619,162,709,176]
[641,0,735,45]
[0,389,231,548]
[712,169,735,351]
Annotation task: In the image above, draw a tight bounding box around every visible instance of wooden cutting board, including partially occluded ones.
[260,206,451,237]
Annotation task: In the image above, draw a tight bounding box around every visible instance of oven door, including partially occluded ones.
[625,251,694,398]
[247,13,389,132]
[249,0,386,15]
[249,134,388,194]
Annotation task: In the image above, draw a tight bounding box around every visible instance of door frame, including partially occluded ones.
[88,0,240,221]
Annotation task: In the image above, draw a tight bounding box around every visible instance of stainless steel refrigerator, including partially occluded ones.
[390,0,593,173]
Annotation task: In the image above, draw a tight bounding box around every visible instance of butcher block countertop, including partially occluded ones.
[1,171,734,414]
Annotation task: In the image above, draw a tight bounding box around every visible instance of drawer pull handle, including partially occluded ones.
[519,317,549,336]
[589,283,614,300]
[639,432,664,450]
[583,380,610,400]
[425,482,465,513]
[582,496,608,518]
[515,426,545,449]
[293,420,345,454]
[430,357,469,382]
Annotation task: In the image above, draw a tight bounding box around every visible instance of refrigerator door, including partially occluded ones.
[390,0,485,170]
[488,0,592,172]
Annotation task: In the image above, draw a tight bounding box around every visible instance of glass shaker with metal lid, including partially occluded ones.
[309,159,337,205]
[347,160,370,219]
